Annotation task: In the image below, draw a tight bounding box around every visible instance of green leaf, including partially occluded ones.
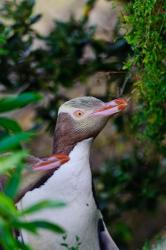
[20,200,66,216]
[15,240,32,250]
[0,221,18,250]
[4,163,22,199]
[0,92,42,113]
[60,243,68,247]
[0,227,17,250]
[0,151,27,174]
[0,151,27,198]
[0,132,33,153]
[13,220,38,234]
[0,117,22,133]
[29,14,42,25]
[0,193,17,217]
[14,220,65,234]
[32,220,65,234]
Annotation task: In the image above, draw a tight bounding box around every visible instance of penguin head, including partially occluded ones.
[53,96,127,154]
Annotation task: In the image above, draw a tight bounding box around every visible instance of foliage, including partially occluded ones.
[97,152,165,214]
[142,234,166,250]
[0,93,66,250]
[95,148,166,246]
[95,0,166,247]
[124,0,166,150]
[0,0,130,125]
[94,0,166,248]
[61,235,81,250]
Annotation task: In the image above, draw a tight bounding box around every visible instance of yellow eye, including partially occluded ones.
[73,110,85,118]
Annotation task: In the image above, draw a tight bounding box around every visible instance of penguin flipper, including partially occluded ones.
[98,216,119,250]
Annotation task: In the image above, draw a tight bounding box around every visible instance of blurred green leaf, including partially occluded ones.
[15,241,32,250]
[0,117,22,132]
[20,200,66,216]
[0,92,41,113]
[0,223,18,250]
[142,241,151,250]
[31,220,65,234]
[4,162,22,199]
[114,222,132,242]
[14,220,65,234]
[29,14,42,24]
[0,193,17,216]
[0,151,27,173]
[0,132,33,153]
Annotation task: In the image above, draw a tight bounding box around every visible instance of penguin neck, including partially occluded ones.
[52,113,94,155]
[68,137,92,164]
[40,138,94,203]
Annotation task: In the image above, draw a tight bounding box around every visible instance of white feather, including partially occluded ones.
[18,138,100,250]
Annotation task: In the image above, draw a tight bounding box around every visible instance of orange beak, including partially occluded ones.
[92,98,128,117]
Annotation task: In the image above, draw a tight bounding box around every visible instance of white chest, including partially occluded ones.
[18,139,100,250]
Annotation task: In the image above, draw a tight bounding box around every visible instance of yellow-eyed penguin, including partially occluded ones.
[17,96,127,250]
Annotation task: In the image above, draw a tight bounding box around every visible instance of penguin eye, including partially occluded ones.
[73,110,85,118]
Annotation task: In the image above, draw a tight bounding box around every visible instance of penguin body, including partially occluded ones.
[16,96,127,250]
[19,139,101,250]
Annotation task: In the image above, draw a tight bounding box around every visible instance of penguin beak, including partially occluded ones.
[92,98,128,117]
[32,154,69,171]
